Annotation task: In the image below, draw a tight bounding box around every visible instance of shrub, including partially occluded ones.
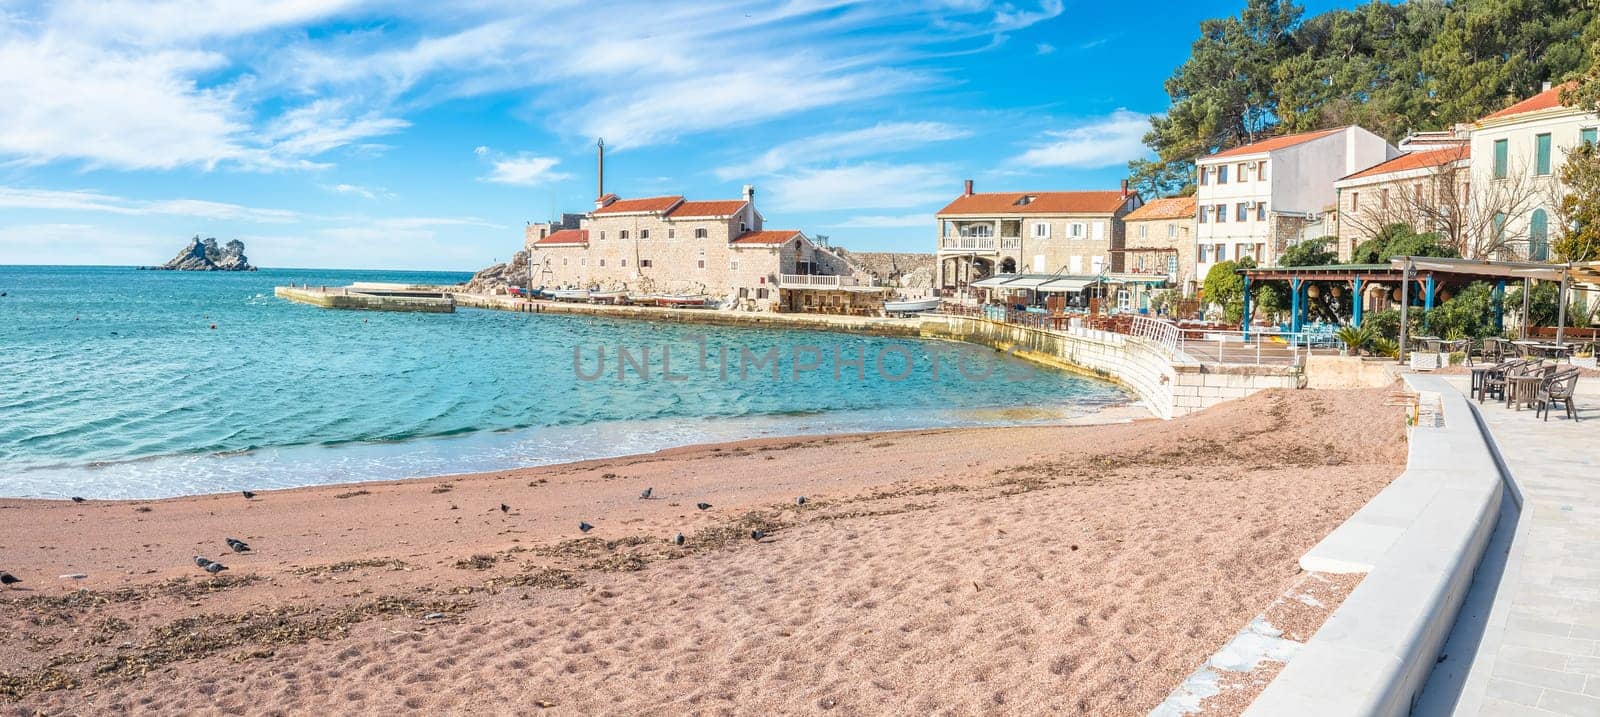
[1369,337,1399,358]
[1334,324,1374,352]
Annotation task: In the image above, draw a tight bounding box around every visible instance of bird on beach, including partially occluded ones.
[225,538,250,553]
[1,572,20,588]
[241,491,256,500]
[696,502,712,511]
[579,522,594,533]
[500,503,510,514]
[673,533,685,546]
[194,556,214,569]
[70,496,85,503]
[639,487,653,500]
[796,496,807,506]
[751,530,766,541]
[204,561,228,574]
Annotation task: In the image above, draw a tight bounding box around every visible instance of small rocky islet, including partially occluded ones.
[142,236,256,271]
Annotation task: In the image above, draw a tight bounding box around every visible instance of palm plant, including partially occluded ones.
[1334,324,1374,355]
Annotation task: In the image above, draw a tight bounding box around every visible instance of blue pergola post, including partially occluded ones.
[1493,280,1506,334]
[1290,277,1303,338]
[1352,277,1364,328]
[1423,275,1436,332]
[1242,275,1253,341]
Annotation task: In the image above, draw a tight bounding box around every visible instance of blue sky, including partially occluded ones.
[0,0,1344,271]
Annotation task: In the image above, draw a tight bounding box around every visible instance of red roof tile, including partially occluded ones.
[937,190,1130,216]
[1207,127,1345,159]
[1123,196,1196,221]
[1340,146,1470,182]
[1481,81,1579,121]
[533,229,588,246]
[593,195,684,214]
[666,200,746,217]
[730,230,801,245]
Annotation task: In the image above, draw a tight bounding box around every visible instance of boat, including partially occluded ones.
[655,294,710,308]
[588,289,628,304]
[550,288,591,302]
[507,286,528,297]
[883,298,941,314]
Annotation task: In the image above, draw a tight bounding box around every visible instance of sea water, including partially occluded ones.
[0,266,1130,499]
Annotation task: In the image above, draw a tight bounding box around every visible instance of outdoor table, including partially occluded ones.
[1507,374,1545,411]
[1534,343,1574,361]
[1469,365,1495,402]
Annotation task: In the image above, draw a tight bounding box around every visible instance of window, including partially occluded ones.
[1198,244,1210,262]
[1381,188,1390,209]
[620,259,627,267]
[1493,139,1508,179]
[756,288,769,300]
[562,258,569,266]
[1530,208,1549,261]
[1199,167,1209,186]
[599,259,606,267]
[1583,128,1598,147]
[1257,160,1268,181]
[1068,222,1085,238]
[1137,224,1148,239]
[1237,162,1248,181]
[1167,255,1178,276]
[1092,222,1105,241]
[1198,205,1208,223]
[640,229,650,240]
[1257,203,1266,221]
[1215,244,1226,261]
[1237,203,1249,222]
[1032,222,1050,239]
[580,258,587,266]
[1493,212,1507,243]
[1351,192,1360,211]
[730,259,740,271]
[667,229,675,239]
[619,230,629,240]
[1216,204,1227,223]
[1535,133,1552,176]
[1218,165,1229,184]
[1167,224,1178,239]
[599,231,606,240]
[694,227,708,239]
[1255,242,1265,259]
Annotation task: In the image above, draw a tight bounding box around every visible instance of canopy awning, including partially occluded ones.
[1037,278,1091,293]
[1389,256,1600,285]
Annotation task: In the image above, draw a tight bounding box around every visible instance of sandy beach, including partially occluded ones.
[0,387,1406,715]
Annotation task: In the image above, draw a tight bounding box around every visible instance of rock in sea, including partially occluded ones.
[144,236,257,271]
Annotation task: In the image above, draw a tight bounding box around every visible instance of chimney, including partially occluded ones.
[1543,81,1553,92]
[963,179,974,196]
[743,184,755,203]
[1120,179,1129,197]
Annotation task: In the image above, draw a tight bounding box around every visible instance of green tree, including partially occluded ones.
[1351,224,1459,264]
[1427,282,1502,339]
[1554,143,1600,261]
[1279,236,1339,266]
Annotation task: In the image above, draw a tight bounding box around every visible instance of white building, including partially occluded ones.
[1194,126,1399,277]
[1468,81,1597,262]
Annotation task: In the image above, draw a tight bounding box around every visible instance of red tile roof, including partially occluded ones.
[1340,146,1470,182]
[1207,127,1345,159]
[1480,81,1579,121]
[666,200,746,217]
[730,230,801,246]
[533,229,588,246]
[937,191,1131,216]
[1123,196,1196,221]
[593,195,684,214]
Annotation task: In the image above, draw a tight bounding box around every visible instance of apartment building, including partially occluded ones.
[1119,196,1198,295]
[934,180,1141,292]
[1469,81,1597,262]
[1333,130,1471,261]
[1195,126,1398,276]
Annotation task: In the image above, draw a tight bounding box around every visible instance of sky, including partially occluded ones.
[0,0,1345,271]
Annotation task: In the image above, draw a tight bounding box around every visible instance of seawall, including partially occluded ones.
[276,286,455,313]
[449,293,924,337]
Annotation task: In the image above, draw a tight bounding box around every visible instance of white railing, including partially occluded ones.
[1175,329,1331,366]
[1129,315,1180,356]
[939,235,1022,251]
[777,274,864,288]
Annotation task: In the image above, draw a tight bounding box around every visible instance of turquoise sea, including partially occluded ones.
[0,266,1129,499]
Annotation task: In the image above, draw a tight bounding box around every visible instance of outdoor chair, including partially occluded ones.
[1536,369,1582,421]
[1481,359,1527,403]
[1481,338,1506,363]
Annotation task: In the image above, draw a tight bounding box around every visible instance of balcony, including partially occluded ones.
[938,235,1022,252]
[777,274,870,289]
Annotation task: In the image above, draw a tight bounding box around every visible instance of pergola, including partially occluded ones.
[1236,257,1600,350]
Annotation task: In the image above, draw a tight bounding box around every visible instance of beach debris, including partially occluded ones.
[578,522,594,533]
[696,502,712,511]
[1070,545,1080,551]
[422,612,452,621]
[751,530,766,541]
[500,503,511,514]
[334,490,370,499]
[242,490,257,499]
[204,561,229,574]
[639,487,653,500]
[796,496,807,505]
[673,532,685,546]
[70,496,86,503]
[1,572,21,588]
[58,573,88,580]
[225,538,251,553]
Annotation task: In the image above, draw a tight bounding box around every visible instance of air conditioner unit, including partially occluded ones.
[1241,201,1256,209]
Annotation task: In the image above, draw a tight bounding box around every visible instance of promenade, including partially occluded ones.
[1418,377,1600,716]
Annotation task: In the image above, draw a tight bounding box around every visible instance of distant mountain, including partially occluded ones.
[145,236,256,271]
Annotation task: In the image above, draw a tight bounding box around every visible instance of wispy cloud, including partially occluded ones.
[824,213,935,228]
[716,122,969,180]
[1012,109,1151,169]
[473,147,569,186]
[0,187,301,223]
[1035,42,1056,55]
[322,183,392,200]
[767,163,955,212]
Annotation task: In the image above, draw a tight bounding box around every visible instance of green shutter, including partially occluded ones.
[1536,134,1552,175]
[1494,139,1508,179]
[1530,209,1549,261]
[1583,128,1598,147]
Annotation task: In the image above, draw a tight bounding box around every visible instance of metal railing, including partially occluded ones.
[1175,328,1330,366]
[1128,315,1180,355]
[777,274,865,288]
[938,235,1022,251]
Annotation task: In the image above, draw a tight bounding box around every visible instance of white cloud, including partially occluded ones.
[1013,109,1152,169]
[0,186,300,223]
[767,163,955,212]
[323,183,392,200]
[473,148,569,186]
[825,213,935,228]
[716,122,969,180]
[1035,42,1056,55]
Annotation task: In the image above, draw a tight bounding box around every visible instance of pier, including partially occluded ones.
[274,284,456,313]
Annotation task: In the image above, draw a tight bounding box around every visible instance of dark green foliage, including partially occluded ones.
[1351,224,1459,264]
[1426,282,1501,339]
[1279,237,1338,267]
[1506,282,1594,328]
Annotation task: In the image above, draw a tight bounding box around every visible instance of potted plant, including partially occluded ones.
[1334,324,1373,357]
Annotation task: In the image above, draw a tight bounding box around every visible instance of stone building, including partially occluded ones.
[934,180,1142,293]
[1333,143,1470,261]
[526,186,861,311]
[1119,196,1198,296]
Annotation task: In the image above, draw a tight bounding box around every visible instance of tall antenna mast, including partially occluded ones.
[596,138,605,200]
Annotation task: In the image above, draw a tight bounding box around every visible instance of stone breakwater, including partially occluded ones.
[275,285,455,313]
